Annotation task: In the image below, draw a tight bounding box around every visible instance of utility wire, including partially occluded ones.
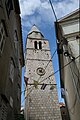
[48,0,80,85]
[21,55,80,105]
[21,48,57,98]
[49,0,58,21]
[66,59,78,114]
[69,60,80,101]
[37,48,57,82]
[35,55,80,84]
[21,0,58,105]
[21,48,57,95]
[45,49,57,69]
[21,54,80,101]
[70,66,80,98]
[21,0,78,105]
[21,88,33,105]
[68,45,80,79]
[22,0,62,86]
[21,0,58,83]
[48,0,80,104]
[39,54,80,84]
[35,0,59,84]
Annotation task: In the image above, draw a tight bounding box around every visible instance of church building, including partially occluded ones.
[24,25,62,120]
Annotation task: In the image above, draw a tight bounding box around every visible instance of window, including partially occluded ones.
[14,30,18,42]
[34,41,37,49]
[39,41,42,49]
[0,100,7,120]
[5,0,13,18]
[10,96,13,108]
[17,85,20,100]
[9,58,15,83]
[14,30,18,56]
[0,22,5,55]
[18,59,21,75]
[34,41,42,49]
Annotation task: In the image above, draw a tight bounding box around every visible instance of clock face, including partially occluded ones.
[36,67,45,76]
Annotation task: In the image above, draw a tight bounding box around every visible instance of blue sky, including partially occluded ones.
[19,0,79,106]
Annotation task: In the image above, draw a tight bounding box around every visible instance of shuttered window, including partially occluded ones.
[0,22,5,55]
[5,0,13,18]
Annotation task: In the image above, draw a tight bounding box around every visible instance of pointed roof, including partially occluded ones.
[27,25,44,38]
[28,24,41,35]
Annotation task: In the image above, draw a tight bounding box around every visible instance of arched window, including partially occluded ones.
[34,41,37,49]
[39,41,42,49]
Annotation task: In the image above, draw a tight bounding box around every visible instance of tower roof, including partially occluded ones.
[28,24,44,38]
[28,25,40,34]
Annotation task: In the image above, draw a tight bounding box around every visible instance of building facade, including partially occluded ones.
[24,25,62,120]
[59,102,67,120]
[0,0,24,120]
[55,9,80,120]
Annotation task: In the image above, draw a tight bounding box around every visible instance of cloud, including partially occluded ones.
[20,0,54,29]
[20,0,79,102]
[19,0,41,16]
[53,0,79,18]
[19,0,79,32]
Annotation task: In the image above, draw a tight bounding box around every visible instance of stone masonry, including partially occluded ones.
[24,25,62,120]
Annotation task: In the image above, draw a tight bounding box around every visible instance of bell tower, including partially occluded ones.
[24,25,62,120]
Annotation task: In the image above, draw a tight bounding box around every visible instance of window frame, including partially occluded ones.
[39,41,42,49]
[10,96,13,108]
[14,30,18,56]
[5,0,13,18]
[34,41,37,49]
[17,84,21,100]
[0,22,6,55]
[9,58,15,83]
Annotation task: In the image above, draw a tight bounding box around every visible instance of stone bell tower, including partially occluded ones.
[24,25,62,120]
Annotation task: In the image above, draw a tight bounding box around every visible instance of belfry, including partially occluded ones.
[24,25,62,120]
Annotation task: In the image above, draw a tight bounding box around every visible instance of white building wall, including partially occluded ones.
[64,56,80,120]
[59,10,80,120]
[62,20,79,35]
